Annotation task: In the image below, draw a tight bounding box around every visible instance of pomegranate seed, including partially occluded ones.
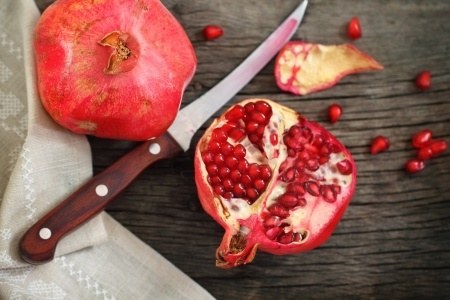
[221,142,233,156]
[233,144,246,158]
[297,198,307,207]
[233,183,246,197]
[238,160,249,173]
[265,227,282,240]
[268,204,289,218]
[270,132,278,145]
[320,185,336,203]
[212,128,227,142]
[210,176,221,185]
[219,166,230,178]
[259,165,272,180]
[222,179,233,191]
[248,134,260,144]
[336,159,353,175]
[417,146,433,161]
[230,169,242,182]
[244,102,255,114]
[327,103,343,124]
[254,179,266,192]
[370,135,390,155]
[208,141,221,154]
[415,70,431,91]
[347,17,362,40]
[229,127,245,142]
[411,129,432,149]
[246,121,259,133]
[318,156,330,165]
[248,164,260,179]
[405,159,425,174]
[213,185,224,196]
[429,139,448,157]
[282,167,297,182]
[255,101,272,115]
[202,25,224,41]
[264,216,281,228]
[278,193,298,208]
[214,153,225,165]
[250,111,267,124]
[202,151,214,164]
[305,159,319,171]
[225,105,244,122]
[287,182,305,195]
[331,184,341,195]
[225,156,239,169]
[206,164,219,176]
[241,174,252,186]
[246,188,259,202]
[304,181,320,196]
[223,192,233,199]
[278,232,294,244]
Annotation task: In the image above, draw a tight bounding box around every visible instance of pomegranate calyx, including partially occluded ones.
[99,31,138,75]
[215,231,259,268]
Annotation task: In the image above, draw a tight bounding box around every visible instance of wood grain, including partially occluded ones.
[36,0,450,299]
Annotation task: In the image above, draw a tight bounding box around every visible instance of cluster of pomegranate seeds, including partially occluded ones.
[405,128,448,174]
[327,103,343,124]
[201,101,274,203]
[202,25,224,41]
[347,17,362,40]
[262,121,348,242]
[415,70,431,91]
[370,135,390,155]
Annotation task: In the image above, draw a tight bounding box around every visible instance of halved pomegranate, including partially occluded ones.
[194,99,356,268]
[34,0,197,141]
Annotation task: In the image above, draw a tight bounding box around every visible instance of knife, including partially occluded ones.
[19,0,308,264]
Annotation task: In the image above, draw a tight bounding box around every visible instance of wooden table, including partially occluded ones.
[36,0,450,298]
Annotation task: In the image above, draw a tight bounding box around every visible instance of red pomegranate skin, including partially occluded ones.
[34,0,197,141]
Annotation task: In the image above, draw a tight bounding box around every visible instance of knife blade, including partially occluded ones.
[19,0,308,264]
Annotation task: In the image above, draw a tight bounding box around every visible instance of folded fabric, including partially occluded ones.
[0,0,213,298]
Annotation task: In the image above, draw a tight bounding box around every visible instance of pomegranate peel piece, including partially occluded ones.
[195,99,357,268]
[274,41,383,95]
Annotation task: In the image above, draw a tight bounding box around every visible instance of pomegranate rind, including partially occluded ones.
[274,41,383,96]
[34,0,197,141]
[195,99,357,268]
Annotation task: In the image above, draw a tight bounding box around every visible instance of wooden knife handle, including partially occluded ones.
[19,133,183,264]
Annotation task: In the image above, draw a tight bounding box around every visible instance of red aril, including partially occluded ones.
[327,103,343,124]
[203,25,224,41]
[370,136,390,155]
[417,146,433,161]
[429,139,448,157]
[347,17,362,40]
[405,159,425,174]
[34,0,197,141]
[415,70,431,91]
[411,129,432,149]
[194,99,356,268]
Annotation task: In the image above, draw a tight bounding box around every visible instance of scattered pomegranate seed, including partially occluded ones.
[411,129,432,149]
[415,70,431,91]
[347,17,362,40]
[202,25,224,41]
[429,139,448,157]
[370,136,390,155]
[417,146,433,161]
[405,159,425,174]
[327,103,343,124]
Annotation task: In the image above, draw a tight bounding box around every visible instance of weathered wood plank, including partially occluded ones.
[35,0,450,298]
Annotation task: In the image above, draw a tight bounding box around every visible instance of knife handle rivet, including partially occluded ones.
[149,142,161,155]
[95,184,108,197]
[39,227,52,240]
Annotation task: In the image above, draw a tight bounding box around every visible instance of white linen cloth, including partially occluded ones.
[0,0,214,298]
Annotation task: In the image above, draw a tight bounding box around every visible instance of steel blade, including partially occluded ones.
[168,0,308,151]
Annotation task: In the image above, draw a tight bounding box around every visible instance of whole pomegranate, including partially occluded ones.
[195,99,356,268]
[34,0,197,141]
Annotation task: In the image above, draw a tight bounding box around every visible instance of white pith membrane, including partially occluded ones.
[199,99,354,253]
